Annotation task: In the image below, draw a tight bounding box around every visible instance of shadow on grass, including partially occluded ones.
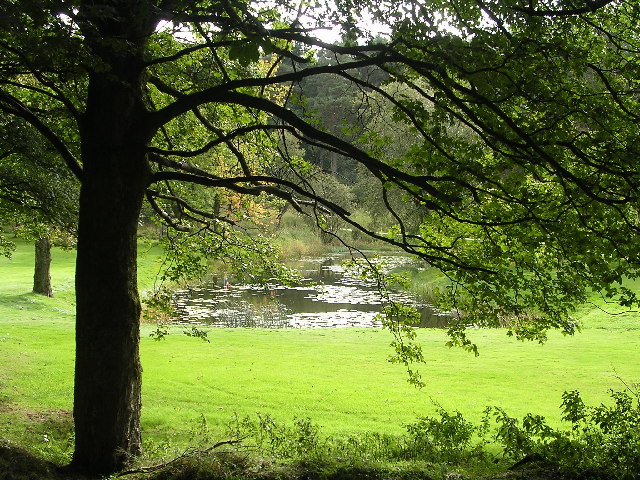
[130,452,567,480]
[0,441,72,480]
[1,408,75,472]
[144,452,438,480]
[0,292,74,317]
[0,443,573,480]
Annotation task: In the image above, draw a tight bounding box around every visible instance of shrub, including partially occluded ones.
[404,404,482,463]
[486,387,640,479]
[227,413,321,458]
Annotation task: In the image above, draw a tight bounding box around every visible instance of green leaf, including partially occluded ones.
[228,40,261,67]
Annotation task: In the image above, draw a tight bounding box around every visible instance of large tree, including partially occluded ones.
[1,0,639,474]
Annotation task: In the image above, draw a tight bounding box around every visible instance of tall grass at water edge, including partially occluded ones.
[272,210,397,259]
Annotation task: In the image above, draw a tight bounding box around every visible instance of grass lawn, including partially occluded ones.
[1,238,639,465]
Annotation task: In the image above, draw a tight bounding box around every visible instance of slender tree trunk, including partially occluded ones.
[213,195,221,232]
[330,150,338,177]
[70,50,152,475]
[33,237,53,297]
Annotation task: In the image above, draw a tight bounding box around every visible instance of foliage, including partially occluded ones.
[0,233,15,257]
[404,404,484,463]
[343,256,427,386]
[227,413,321,458]
[0,98,79,242]
[486,386,640,479]
[155,225,303,291]
[1,0,639,335]
[271,210,327,258]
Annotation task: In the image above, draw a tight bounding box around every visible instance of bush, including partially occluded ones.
[227,413,321,458]
[404,405,482,463]
[486,387,640,479]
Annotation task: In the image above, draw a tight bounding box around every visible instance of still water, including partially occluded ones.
[173,253,451,328]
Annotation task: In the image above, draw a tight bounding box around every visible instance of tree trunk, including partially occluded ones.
[33,237,53,297]
[213,194,221,232]
[72,190,144,475]
[71,122,150,474]
[330,150,338,176]
[70,52,152,474]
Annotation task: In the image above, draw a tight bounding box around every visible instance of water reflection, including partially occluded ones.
[173,253,451,328]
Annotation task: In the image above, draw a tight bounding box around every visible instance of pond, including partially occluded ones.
[173,253,451,329]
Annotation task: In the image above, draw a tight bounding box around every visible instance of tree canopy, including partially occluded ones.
[0,113,79,294]
[1,0,639,474]
[0,116,78,239]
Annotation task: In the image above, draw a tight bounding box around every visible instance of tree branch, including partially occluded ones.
[511,0,615,17]
[147,189,235,226]
[0,91,83,180]
[145,190,190,232]
[149,51,406,128]
[147,124,288,158]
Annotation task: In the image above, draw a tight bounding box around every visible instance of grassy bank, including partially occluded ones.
[1,239,639,478]
[273,210,397,259]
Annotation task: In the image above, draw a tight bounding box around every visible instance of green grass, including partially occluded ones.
[1,238,639,473]
[138,326,640,438]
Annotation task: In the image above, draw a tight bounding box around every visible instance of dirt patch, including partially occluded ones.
[0,405,72,421]
[24,408,72,424]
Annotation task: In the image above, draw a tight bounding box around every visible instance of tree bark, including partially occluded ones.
[33,237,53,297]
[69,20,153,472]
[71,101,150,474]
[330,150,338,177]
